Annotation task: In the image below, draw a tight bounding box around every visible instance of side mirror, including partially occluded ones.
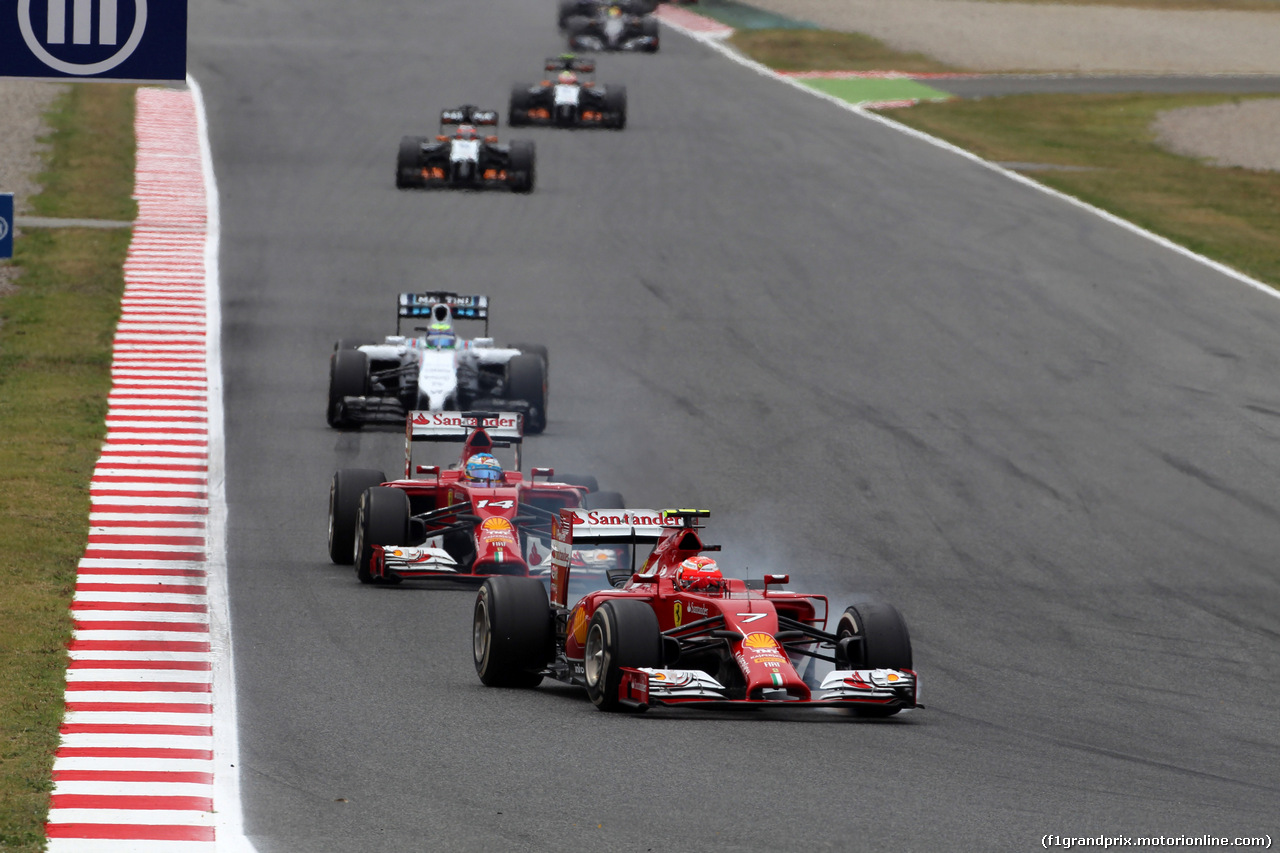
[763,573,789,586]
[416,465,440,476]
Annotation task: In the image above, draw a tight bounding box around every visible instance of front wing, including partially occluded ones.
[616,667,918,712]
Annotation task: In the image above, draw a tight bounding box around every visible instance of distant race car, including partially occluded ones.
[557,0,655,29]
[565,3,659,52]
[472,509,919,716]
[396,105,535,192]
[327,291,549,433]
[509,56,626,129]
[327,411,624,584]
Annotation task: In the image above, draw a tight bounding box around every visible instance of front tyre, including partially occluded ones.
[328,468,387,564]
[583,600,661,711]
[396,136,426,189]
[509,85,534,126]
[473,577,552,688]
[354,487,410,584]
[327,348,369,429]
[835,599,913,718]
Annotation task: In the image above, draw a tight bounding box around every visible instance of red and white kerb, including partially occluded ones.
[45,87,223,851]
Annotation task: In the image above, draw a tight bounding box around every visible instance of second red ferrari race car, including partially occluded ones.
[327,411,622,584]
[472,509,919,716]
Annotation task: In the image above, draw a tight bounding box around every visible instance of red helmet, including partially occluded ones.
[675,556,723,592]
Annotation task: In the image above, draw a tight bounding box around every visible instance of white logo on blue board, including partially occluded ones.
[18,0,148,75]
[0,217,9,242]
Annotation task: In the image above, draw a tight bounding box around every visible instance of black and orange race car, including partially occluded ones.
[472,509,919,716]
[509,57,626,129]
[396,106,535,192]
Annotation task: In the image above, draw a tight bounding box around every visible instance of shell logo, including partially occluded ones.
[481,517,514,533]
[742,632,777,650]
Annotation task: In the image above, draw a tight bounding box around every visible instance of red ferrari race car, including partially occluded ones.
[472,509,919,716]
[327,411,622,584]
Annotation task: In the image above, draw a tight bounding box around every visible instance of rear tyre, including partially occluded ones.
[355,487,410,584]
[328,349,369,429]
[509,85,534,126]
[835,600,913,717]
[508,342,549,369]
[506,352,548,434]
[583,490,624,510]
[328,468,387,565]
[473,577,552,688]
[603,86,627,129]
[584,600,661,710]
[557,474,598,492]
[507,140,536,193]
[396,136,426,189]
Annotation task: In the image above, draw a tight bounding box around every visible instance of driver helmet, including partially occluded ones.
[608,5,622,16]
[464,453,503,485]
[456,124,478,139]
[425,321,456,349]
[558,70,578,85]
[675,555,723,592]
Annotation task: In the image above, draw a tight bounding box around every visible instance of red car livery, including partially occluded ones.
[472,509,919,716]
[327,411,616,584]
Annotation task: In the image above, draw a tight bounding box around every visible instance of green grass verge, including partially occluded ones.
[0,82,135,853]
[888,93,1280,287]
[730,28,956,73]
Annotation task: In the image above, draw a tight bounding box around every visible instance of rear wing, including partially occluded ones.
[549,508,690,606]
[404,410,524,477]
[440,106,499,126]
[397,292,490,335]
[544,55,595,73]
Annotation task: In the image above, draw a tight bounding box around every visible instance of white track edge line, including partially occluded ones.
[659,16,1280,303]
[188,75,257,853]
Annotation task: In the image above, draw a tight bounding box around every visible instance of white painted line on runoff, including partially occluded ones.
[656,11,1280,302]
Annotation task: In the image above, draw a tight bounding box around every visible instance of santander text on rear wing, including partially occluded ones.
[404,410,524,477]
[549,508,692,606]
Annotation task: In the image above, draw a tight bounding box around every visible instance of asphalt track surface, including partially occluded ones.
[189,0,1280,849]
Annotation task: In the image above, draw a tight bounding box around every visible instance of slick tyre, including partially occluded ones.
[836,600,913,717]
[507,140,536,193]
[508,342,549,369]
[354,487,410,584]
[333,338,374,351]
[557,474,598,492]
[603,86,627,130]
[506,352,548,434]
[583,490,625,510]
[509,85,533,126]
[473,577,552,688]
[328,349,369,429]
[641,18,659,52]
[396,136,426,188]
[584,600,661,711]
[328,468,387,565]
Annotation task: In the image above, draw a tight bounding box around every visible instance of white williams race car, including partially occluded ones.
[327,292,550,433]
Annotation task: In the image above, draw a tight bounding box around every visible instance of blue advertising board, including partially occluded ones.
[0,194,13,260]
[0,0,187,80]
